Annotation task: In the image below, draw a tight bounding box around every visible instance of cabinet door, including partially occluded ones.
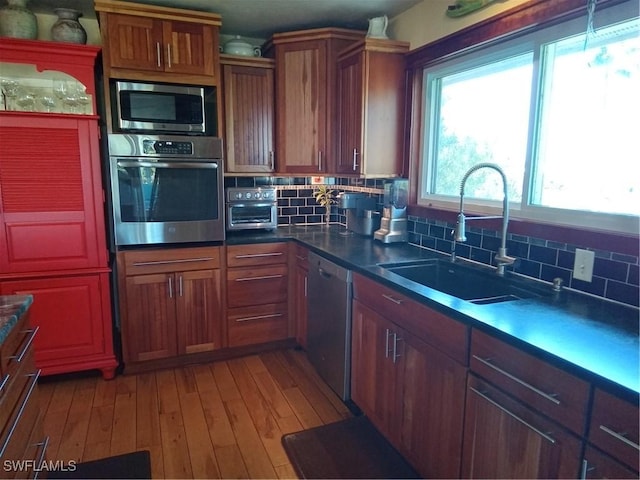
[105,13,164,72]
[398,333,466,479]
[223,63,275,173]
[351,299,398,438]
[175,268,222,355]
[0,274,116,377]
[0,116,107,273]
[462,375,582,479]
[336,52,363,174]
[163,20,216,76]
[123,273,177,363]
[275,40,328,174]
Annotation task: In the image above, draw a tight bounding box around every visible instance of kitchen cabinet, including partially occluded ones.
[351,273,468,479]
[462,329,589,478]
[0,40,117,380]
[117,247,222,368]
[221,55,275,173]
[226,243,290,347]
[267,28,364,174]
[582,388,639,478]
[0,303,47,479]
[293,245,309,348]
[336,38,409,176]
[95,0,221,85]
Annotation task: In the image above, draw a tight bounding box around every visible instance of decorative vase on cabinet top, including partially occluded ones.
[51,8,86,44]
[0,0,38,39]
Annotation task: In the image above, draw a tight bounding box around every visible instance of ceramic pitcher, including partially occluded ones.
[367,15,388,39]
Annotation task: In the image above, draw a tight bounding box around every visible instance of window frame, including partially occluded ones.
[405,0,639,253]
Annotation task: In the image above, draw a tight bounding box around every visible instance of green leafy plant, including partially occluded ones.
[313,185,336,224]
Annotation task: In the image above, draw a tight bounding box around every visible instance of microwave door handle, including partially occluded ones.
[117,161,219,169]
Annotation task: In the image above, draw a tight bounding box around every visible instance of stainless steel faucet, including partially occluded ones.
[452,163,516,276]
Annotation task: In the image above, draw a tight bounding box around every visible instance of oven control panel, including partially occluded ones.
[227,187,277,202]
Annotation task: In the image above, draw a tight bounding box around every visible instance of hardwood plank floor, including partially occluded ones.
[38,349,352,479]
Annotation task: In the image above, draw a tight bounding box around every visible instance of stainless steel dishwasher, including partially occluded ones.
[307,251,352,401]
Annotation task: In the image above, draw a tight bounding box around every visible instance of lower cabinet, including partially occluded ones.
[226,243,290,347]
[0,273,117,379]
[117,247,222,368]
[351,273,468,478]
[462,374,583,479]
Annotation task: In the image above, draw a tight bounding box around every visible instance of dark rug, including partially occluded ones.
[48,450,151,479]
[282,416,420,479]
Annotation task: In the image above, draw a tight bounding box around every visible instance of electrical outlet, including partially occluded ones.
[573,249,595,282]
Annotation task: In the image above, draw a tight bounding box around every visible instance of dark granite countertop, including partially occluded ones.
[0,295,34,346]
[227,225,639,397]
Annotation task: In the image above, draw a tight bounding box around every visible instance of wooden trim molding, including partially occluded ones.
[405,0,639,256]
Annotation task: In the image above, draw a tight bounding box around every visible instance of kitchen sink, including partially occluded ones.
[379,259,548,305]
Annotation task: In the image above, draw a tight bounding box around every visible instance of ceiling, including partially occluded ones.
[29,0,424,39]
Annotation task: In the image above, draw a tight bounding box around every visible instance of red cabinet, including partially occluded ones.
[0,39,117,379]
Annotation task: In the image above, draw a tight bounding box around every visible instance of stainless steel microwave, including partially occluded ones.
[112,80,216,135]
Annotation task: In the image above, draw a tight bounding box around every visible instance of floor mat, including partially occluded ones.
[282,416,420,479]
[47,450,151,479]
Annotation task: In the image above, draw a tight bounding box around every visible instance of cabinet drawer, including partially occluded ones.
[227,303,289,347]
[227,243,288,268]
[294,244,309,269]
[583,444,639,479]
[227,265,288,308]
[121,247,220,275]
[470,329,589,434]
[15,417,47,480]
[353,273,468,364]
[588,389,639,471]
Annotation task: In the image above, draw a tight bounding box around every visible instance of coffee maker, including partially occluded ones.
[374,179,408,243]
[337,192,380,236]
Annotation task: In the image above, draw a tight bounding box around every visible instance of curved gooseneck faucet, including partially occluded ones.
[452,162,516,275]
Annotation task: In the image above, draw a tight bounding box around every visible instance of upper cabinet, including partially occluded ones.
[221,54,275,173]
[336,38,409,177]
[95,0,221,86]
[267,28,364,175]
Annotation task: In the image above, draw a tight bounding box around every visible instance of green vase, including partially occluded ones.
[0,0,38,39]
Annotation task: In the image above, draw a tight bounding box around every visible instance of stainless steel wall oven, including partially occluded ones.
[108,134,225,246]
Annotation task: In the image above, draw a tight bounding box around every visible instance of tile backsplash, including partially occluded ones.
[225,175,639,308]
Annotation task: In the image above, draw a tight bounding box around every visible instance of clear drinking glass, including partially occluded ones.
[15,88,36,111]
[1,78,20,111]
[38,91,57,112]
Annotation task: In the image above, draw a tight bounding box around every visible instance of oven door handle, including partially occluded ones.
[229,202,276,208]
[117,161,219,169]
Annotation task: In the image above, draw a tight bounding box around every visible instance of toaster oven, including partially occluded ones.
[226,187,278,231]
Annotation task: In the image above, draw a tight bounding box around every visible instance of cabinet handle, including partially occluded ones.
[132,257,215,267]
[178,275,183,297]
[472,355,561,405]
[156,42,162,67]
[235,252,283,259]
[0,373,9,395]
[166,43,172,68]
[9,327,39,363]
[469,386,556,445]
[0,370,40,457]
[296,255,307,261]
[580,459,596,479]
[352,148,359,171]
[385,328,391,359]
[33,436,50,480]
[235,274,284,282]
[235,313,283,322]
[168,276,173,298]
[382,293,403,305]
[269,151,274,170]
[392,332,402,363]
[304,276,308,297]
[598,425,640,451]
[318,151,323,171]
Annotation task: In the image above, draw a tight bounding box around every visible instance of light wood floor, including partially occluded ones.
[38,348,353,479]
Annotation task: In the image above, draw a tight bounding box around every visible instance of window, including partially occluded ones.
[419,3,639,233]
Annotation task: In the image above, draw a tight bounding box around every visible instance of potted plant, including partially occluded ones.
[314,185,336,224]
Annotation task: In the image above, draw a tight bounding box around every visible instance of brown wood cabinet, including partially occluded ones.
[293,245,309,348]
[351,273,468,478]
[268,28,364,174]
[95,0,221,85]
[226,243,290,347]
[221,55,275,173]
[117,247,222,369]
[0,306,47,479]
[336,38,409,176]
[583,388,639,477]
[462,329,590,478]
